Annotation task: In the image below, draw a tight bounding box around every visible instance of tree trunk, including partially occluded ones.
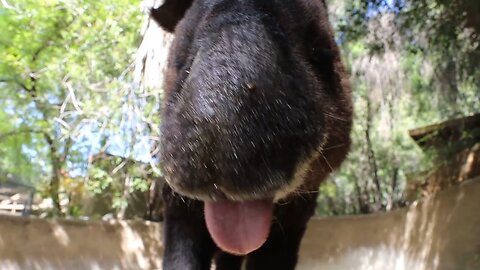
[365,96,382,208]
[44,133,62,214]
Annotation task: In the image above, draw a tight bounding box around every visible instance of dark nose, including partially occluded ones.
[159,6,328,201]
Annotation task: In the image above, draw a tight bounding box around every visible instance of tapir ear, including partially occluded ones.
[150,0,194,32]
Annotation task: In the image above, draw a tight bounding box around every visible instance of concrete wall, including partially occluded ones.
[1,177,479,270]
[299,177,480,270]
[0,217,164,269]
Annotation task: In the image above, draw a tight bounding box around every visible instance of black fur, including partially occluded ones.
[151,0,194,32]
[153,0,352,269]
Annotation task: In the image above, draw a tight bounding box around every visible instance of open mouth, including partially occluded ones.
[204,199,274,255]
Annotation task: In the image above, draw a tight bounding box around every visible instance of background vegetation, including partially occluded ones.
[0,0,478,218]
[316,0,479,215]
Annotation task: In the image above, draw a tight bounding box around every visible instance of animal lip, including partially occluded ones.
[204,199,274,255]
[165,171,289,202]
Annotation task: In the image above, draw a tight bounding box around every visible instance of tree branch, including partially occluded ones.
[366,96,382,208]
[0,129,43,140]
[0,77,32,93]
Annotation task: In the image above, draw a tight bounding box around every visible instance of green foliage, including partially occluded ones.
[85,152,154,218]
[87,167,114,194]
[131,177,149,193]
[0,0,144,215]
[338,0,479,115]
[317,0,479,215]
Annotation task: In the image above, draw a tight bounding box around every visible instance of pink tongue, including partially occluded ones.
[204,199,273,255]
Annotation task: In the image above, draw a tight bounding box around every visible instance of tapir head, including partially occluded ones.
[154,0,352,203]
[153,0,352,256]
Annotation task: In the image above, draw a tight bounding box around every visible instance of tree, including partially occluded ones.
[338,0,479,115]
[316,0,479,215]
[0,0,144,215]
